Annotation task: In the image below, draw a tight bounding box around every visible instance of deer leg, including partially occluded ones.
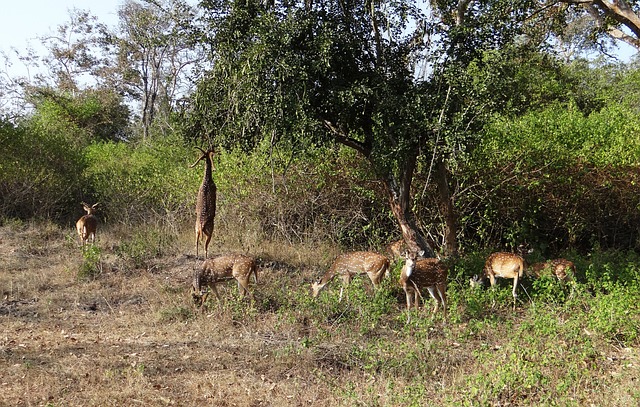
[438,283,447,316]
[200,291,209,309]
[211,283,222,302]
[194,228,201,258]
[426,286,439,314]
[204,232,212,259]
[404,287,413,323]
[339,275,351,302]
[512,275,519,310]
[237,277,252,299]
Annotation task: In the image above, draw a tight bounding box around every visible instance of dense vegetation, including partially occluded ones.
[1,0,640,405]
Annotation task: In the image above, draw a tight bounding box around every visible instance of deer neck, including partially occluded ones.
[402,258,416,278]
[319,267,339,285]
[203,155,213,182]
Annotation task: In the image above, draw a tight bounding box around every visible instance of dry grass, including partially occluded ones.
[1,221,639,406]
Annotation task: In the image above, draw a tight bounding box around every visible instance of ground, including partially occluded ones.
[1,221,639,406]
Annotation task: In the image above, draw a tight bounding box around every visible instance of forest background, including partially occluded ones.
[2,0,640,405]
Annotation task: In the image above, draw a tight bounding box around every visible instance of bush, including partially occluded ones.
[0,118,86,221]
[454,102,640,253]
[83,136,197,225]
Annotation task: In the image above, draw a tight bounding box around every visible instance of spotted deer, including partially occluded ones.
[76,202,98,247]
[400,252,448,322]
[311,251,390,301]
[191,147,217,259]
[191,254,258,308]
[470,252,526,310]
[385,239,407,262]
[528,258,575,282]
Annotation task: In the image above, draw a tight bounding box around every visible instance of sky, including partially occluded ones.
[0,0,636,78]
[0,0,123,77]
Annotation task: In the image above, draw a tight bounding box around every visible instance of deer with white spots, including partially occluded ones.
[470,252,526,310]
[399,252,448,322]
[311,251,390,301]
[191,147,217,259]
[528,258,575,283]
[191,254,258,308]
[385,239,407,262]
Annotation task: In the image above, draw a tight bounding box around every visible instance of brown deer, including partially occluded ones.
[191,254,258,308]
[311,251,390,301]
[470,252,526,310]
[528,258,575,282]
[400,252,448,322]
[191,147,217,259]
[385,239,407,262]
[76,202,98,247]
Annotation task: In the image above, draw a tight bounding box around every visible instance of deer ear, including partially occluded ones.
[417,250,425,258]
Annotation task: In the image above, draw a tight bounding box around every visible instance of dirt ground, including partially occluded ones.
[0,223,349,407]
[2,222,639,406]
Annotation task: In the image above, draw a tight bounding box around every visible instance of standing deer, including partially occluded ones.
[191,147,217,259]
[400,252,448,322]
[470,252,526,310]
[76,202,98,247]
[528,258,575,282]
[191,254,258,308]
[311,251,390,301]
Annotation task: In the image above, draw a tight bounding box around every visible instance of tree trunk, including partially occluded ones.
[434,158,458,257]
[383,151,435,258]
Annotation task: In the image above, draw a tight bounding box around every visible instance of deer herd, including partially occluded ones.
[74,147,577,320]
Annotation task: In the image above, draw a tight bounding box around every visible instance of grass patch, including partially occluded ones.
[1,221,639,406]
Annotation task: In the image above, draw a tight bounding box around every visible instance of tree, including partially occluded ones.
[25,86,130,143]
[552,0,640,54]
[105,0,202,138]
[0,9,109,119]
[181,0,539,256]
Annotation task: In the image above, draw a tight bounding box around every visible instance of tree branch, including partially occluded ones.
[323,120,371,157]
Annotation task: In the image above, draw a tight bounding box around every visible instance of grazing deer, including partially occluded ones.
[470,252,526,310]
[400,252,448,322]
[191,254,258,308]
[385,239,407,262]
[311,251,390,301]
[191,147,217,259]
[76,202,98,247]
[528,258,575,282]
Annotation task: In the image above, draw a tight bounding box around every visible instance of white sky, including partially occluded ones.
[0,0,123,77]
[0,0,636,77]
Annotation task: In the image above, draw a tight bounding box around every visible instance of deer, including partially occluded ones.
[528,258,575,283]
[311,251,390,301]
[76,202,99,247]
[385,239,407,262]
[399,252,448,322]
[190,147,217,259]
[470,251,526,310]
[191,254,258,308]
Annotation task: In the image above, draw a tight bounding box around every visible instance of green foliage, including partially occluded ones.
[585,285,640,345]
[457,100,640,252]
[0,117,86,221]
[214,143,392,247]
[78,244,102,280]
[27,87,130,144]
[83,136,196,224]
